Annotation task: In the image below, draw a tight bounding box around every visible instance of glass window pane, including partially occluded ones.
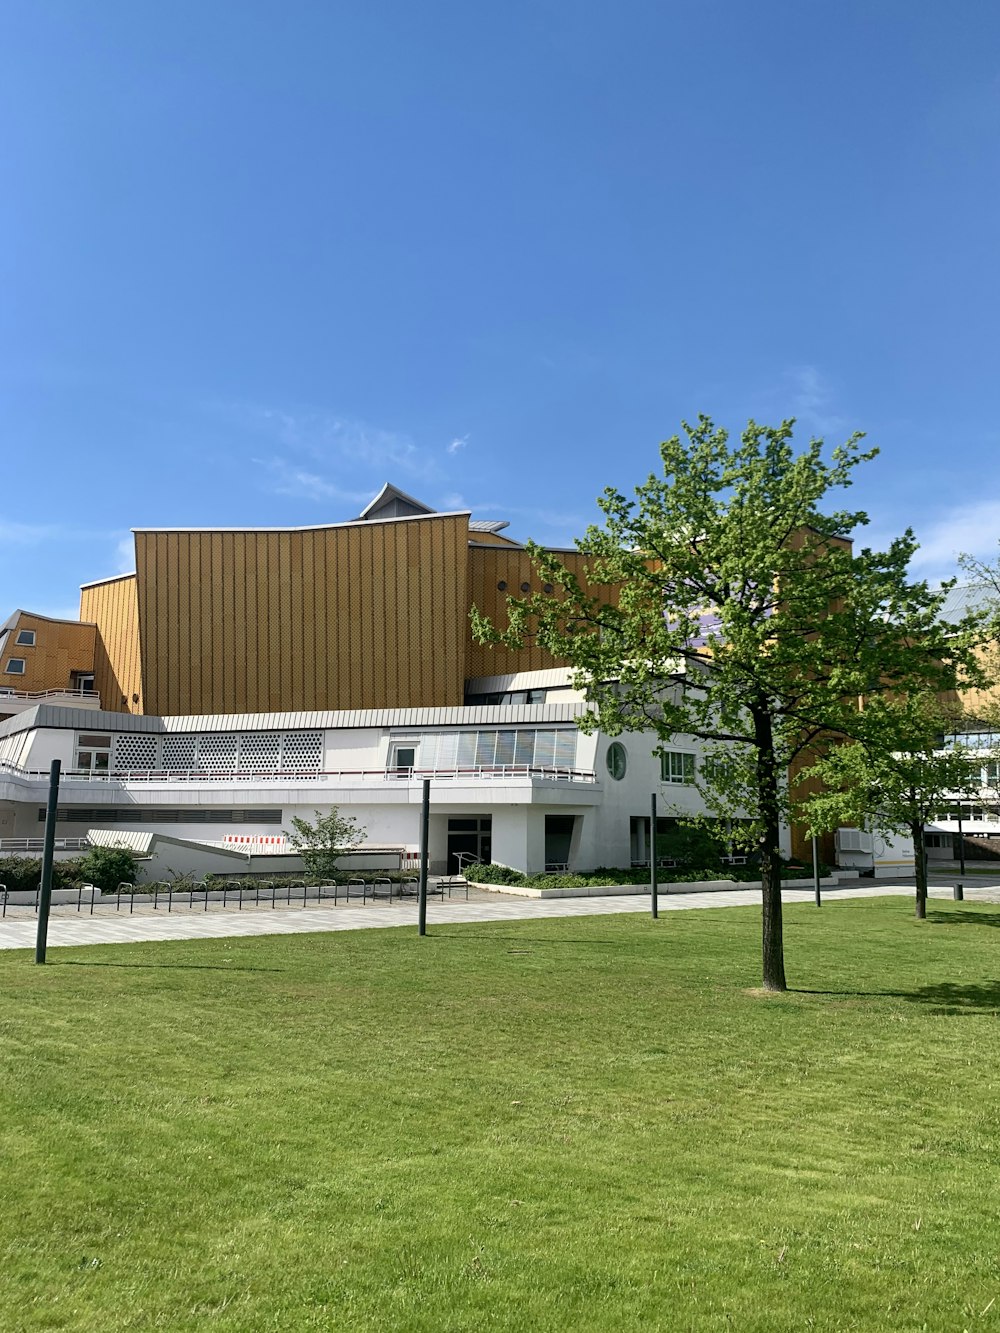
[495,731,516,766]
[475,732,497,767]
[534,731,556,767]
[554,731,577,769]
[514,731,535,766]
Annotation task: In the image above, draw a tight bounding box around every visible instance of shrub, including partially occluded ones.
[0,855,88,893]
[465,863,529,886]
[76,846,140,893]
[656,823,726,871]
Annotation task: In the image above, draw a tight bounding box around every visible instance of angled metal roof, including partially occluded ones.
[936,582,998,623]
[358,482,436,520]
[469,519,511,533]
[0,701,593,739]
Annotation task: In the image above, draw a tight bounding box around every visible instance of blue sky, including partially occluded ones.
[2,1,999,618]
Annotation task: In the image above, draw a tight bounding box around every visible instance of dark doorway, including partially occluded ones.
[545,815,576,870]
[447,816,492,873]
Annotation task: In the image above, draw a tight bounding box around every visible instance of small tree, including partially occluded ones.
[800,697,982,919]
[473,417,988,990]
[285,807,363,880]
[77,845,141,893]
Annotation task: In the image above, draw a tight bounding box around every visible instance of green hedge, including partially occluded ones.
[0,848,140,895]
[466,862,829,890]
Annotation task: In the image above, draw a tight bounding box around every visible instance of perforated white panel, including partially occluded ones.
[112,734,160,772]
[280,731,323,771]
[237,733,282,773]
[162,735,198,771]
[197,734,239,772]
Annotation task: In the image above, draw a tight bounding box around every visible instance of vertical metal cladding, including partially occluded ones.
[134,513,471,715]
[79,576,141,713]
[465,545,613,679]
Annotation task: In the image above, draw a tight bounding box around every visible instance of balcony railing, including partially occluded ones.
[0,687,100,702]
[0,836,91,853]
[27,764,598,785]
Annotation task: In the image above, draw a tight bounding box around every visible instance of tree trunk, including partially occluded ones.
[912,819,927,920]
[755,708,787,992]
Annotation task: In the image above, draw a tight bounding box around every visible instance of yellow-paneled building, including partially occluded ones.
[3,484,596,717]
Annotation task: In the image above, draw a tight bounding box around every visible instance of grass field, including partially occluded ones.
[3,897,1000,1332]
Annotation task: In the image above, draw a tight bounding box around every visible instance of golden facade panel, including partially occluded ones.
[135,513,471,715]
[80,574,143,713]
[0,613,96,695]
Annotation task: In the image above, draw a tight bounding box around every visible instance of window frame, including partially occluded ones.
[4,658,26,675]
[606,741,627,781]
[660,750,696,785]
[15,629,35,647]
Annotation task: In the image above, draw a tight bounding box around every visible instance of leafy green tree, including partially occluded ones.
[77,845,140,893]
[285,807,364,880]
[473,417,988,991]
[800,696,982,918]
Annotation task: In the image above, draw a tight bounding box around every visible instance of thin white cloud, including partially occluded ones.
[785,365,847,437]
[908,499,1000,580]
[254,458,373,507]
[217,401,440,483]
[0,520,64,546]
[446,435,468,456]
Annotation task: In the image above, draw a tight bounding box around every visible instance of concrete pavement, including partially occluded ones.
[2,879,995,951]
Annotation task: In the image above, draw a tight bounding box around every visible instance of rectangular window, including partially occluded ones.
[661,751,696,784]
[4,658,25,675]
[76,734,112,773]
[388,743,416,775]
[15,630,35,647]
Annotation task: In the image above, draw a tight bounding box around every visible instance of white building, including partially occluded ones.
[0,671,769,877]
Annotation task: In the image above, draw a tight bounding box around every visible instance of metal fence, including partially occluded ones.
[0,876,472,918]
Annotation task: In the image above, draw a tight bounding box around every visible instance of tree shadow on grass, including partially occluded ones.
[795,980,1000,1015]
[54,960,284,974]
[926,908,1000,929]
[422,932,623,946]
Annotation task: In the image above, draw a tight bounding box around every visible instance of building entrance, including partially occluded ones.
[447,816,491,873]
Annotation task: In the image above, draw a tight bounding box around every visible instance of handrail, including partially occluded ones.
[0,836,90,852]
[3,763,598,785]
[0,687,100,701]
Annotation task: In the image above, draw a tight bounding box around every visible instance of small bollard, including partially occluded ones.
[953,883,964,902]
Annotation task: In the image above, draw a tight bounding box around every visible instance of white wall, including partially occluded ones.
[22,728,76,772]
[491,807,541,872]
[324,729,381,771]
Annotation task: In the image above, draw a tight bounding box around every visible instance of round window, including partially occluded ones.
[606,741,627,781]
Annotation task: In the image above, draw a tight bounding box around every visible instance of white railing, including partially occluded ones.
[0,687,100,702]
[0,837,90,852]
[14,764,597,786]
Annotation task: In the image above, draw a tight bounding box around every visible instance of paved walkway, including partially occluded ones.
[1,881,995,951]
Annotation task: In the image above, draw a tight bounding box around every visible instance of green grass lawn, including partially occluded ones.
[2,899,1000,1332]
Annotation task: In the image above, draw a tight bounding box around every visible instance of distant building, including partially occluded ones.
[0,483,922,876]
